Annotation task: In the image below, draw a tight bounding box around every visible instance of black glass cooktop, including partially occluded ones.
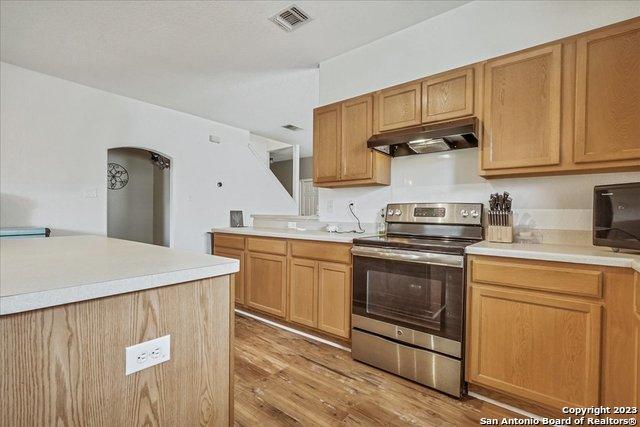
[352,235,478,255]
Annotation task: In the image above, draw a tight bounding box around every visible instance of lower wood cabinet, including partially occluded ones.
[289,258,318,328]
[214,233,353,341]
[468,285,601,408]
[317,262,351,338]
[245,251,287,318]
[466,255,640,414]
[213,247,245,305]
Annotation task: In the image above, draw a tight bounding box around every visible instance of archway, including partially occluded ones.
[107,147,171,247]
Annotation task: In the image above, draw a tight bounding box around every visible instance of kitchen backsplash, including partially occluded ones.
[317,148,640,232]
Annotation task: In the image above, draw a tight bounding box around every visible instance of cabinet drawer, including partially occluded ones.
[213,233,245,250]
[289,240,351,264]
[247,237,287,255]
[470,257,602,298]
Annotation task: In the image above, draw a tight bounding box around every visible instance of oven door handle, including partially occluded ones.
[351,246,463,268]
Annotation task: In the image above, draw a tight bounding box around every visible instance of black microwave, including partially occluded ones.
[593,182,640,251]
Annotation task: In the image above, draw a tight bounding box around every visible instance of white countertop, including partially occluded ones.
[466,240,640,272]
[0,235,239,316]
[213,226,376,243]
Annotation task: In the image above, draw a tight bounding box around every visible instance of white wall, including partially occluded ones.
[317,1,640,231]
[107,148,155,244]
[0,62,297,253]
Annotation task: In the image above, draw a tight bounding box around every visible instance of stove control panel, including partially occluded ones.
[385,202,483,225]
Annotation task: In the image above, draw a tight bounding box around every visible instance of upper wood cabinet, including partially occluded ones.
[422,68,474,123]
[375,81,422,132]
[341,95,374,180]
[482,44,562,170]
[313,95,391,188]
[574,20,640,163]
[313,104,341,183]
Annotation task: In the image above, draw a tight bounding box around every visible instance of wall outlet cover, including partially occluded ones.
[125,335,171,375]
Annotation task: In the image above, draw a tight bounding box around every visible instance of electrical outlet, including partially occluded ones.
[125,335,170,375]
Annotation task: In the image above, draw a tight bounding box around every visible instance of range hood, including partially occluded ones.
[367,117,478,157]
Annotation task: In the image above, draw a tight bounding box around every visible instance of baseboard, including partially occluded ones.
[235,308,351,352]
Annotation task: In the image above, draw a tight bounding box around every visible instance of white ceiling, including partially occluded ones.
[0,0,467,157]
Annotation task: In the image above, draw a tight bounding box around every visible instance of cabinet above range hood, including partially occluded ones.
[367,117,479,157]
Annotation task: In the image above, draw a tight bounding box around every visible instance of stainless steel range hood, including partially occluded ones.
[367,117,478,157]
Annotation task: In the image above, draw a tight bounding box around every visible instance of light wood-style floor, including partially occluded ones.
[234,314,520,426]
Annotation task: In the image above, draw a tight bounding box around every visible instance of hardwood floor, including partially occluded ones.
[234,314,521,426]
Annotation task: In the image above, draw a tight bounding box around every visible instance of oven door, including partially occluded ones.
[352,246,464,348]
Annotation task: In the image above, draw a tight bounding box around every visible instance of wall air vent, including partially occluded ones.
[282,124,303,131]
[270,5,312,32]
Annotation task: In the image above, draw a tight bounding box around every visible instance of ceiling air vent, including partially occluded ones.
[270,5,312,32]
[282,124,303,131]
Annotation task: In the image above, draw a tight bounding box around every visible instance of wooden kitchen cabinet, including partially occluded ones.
[214,247,245,305]
[482,44,562,170]
[313,103,341,183]
[246,251,287,318]
[466,255,640,414]
[318,262,351,339]
[574,19,640,163]
[422,67,474,123]
[468,285,601,409]
[341,95,374,181]
[313,96,390,188]
[374,81,422,132]
[288,258,318,328]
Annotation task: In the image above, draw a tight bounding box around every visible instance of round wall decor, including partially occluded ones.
[107,162,129,190]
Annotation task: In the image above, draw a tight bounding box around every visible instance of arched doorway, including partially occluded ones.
[107,147,171,247]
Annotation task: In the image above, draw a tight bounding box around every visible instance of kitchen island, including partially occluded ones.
[0,235,238,426]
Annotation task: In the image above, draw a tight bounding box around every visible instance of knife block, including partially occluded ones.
[487,212,514,243]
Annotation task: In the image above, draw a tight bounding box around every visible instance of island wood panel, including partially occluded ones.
[288,258,318,328]
[374,81,422,132]
[340,95,374,181]
[0,276,231,427]
[574,19,640,164]
[313,103,341,183]
[245,251,287,318]
[468,284,601,409]
[214,247,245,305]
[482,43,562,170]
[317,262,351,339]
[422,67,474,123]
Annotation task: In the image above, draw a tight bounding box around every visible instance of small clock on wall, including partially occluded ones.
[107,162,129,190]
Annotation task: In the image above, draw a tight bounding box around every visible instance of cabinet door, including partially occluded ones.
[313,103,341,183]
[213,247,245,305]
[288,258,318,328]
[317,262,351,338]
[341,95,374,181]
[574,20,640,163]
[482,44,562,169]
[375,82,422,132]
[468,285,601,409]
[246,252,287,318]
[422,68,474,123]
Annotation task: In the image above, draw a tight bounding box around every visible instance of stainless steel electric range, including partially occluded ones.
[351,202,483,397]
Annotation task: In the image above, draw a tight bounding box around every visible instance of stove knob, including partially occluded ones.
[387,208,394,216]
[471,210,479,218]
[460,209,469,218]
[394,209,402,216]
